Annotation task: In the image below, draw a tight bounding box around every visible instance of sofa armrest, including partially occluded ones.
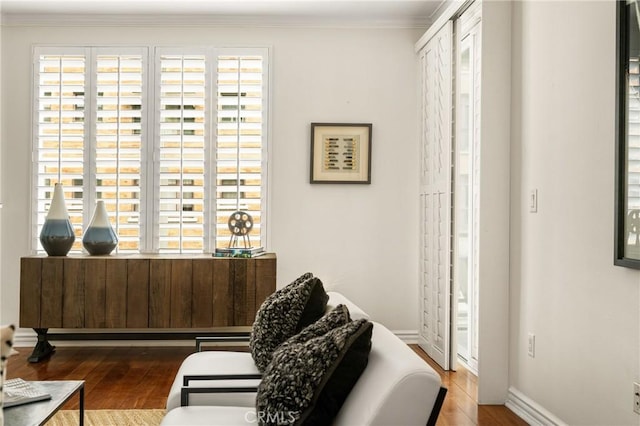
[181,386,259,407]
[183,374,262,387]
[181,374,263,406]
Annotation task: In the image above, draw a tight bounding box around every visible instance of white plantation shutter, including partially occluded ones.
[419,21,453,370]
[34,50,87,253]
[157,52,207,253]
[95,50,145,253]
[33,46,268,254]
[216,53,265,249]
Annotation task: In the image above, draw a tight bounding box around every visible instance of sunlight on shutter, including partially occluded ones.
[159,54,206,253]
[36,54,85,253]
[96,54,143,253]
[216,55,263,249]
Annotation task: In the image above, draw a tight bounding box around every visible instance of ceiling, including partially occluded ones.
[0,0,447,27]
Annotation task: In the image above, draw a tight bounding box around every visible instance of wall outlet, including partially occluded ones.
[527,333,535,358]
[634,382,640,415]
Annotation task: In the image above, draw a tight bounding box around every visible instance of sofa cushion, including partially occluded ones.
[256,319,373,426]
[249,273,329,372]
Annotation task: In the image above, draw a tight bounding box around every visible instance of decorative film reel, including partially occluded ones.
[228,211,253,248]
[228,211,253,236]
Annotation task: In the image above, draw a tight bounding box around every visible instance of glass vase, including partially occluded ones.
[82,200,118,255]
[39,183,75,256]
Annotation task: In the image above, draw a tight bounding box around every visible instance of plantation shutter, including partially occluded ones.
[34,49,87,252]
[94,50,146,253]
[157,52,208,253]
[33,46,269,255]
[215,52,266,249]
[418,21,453,370]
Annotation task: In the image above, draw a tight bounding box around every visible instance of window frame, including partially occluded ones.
[31,45,270,254]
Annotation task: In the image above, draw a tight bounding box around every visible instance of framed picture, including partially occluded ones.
[615,1,640,268]
[310,123,372,184]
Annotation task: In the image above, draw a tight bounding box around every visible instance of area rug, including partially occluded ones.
[45,409,165,426]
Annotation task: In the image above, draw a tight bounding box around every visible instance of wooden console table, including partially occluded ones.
[20,254,276,362]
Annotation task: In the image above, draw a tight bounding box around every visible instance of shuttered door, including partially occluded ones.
[419,21,453,370]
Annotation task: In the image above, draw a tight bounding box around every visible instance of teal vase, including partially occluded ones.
[40,183,75,256]
[82,200,118,255]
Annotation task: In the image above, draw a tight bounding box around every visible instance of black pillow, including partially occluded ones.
[280,304,351,349]
[249,273,329,372]
[296,278,330,331]
[256,319,373,426]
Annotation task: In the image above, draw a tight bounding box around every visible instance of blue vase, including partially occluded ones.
[40,183,75,256]
[82,200,118,255]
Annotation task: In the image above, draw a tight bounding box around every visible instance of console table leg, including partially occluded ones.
[28,328,56,363]
[79,383,84,426]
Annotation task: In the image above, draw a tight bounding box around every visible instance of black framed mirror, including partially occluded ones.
[616,0,640,268]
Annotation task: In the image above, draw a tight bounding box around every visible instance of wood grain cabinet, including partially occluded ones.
[19,254,276,361]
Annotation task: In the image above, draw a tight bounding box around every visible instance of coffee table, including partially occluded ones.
[3,380,84,426]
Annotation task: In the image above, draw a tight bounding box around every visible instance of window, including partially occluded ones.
[33,46,268,254]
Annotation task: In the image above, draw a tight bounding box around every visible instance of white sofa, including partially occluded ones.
[163,293,446,425]
[165,292,370,411]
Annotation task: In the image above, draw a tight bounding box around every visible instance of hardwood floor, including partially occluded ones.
[7,346,196,410]
[410,345,527,426]
[7,345,526,425]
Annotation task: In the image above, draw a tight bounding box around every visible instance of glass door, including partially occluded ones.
[454,14,480,373]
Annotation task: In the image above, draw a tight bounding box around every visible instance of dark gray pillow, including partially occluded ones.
[249,273,329,372]
[256,319,373,426]
[280,304,351,349]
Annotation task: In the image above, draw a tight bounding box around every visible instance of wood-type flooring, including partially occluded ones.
[7,344,526,425]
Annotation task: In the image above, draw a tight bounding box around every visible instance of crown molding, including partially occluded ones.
[1,12,431,29]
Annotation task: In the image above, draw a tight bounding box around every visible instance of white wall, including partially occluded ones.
[510,1,640,424]
[477,0,511,404]
[0,23,423,334]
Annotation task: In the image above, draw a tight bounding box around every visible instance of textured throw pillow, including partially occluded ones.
[280,304,351,348]
[250,273,329,372]
[256,319,373,426]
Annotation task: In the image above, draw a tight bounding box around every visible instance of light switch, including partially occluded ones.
[529,189,538,213]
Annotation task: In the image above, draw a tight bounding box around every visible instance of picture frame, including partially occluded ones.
[310,123,372,184]
[615,1,640,269]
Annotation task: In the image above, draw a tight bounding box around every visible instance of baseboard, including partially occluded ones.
[505,386,567,426]
[392,329,419,344]
[14,329,37,347]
